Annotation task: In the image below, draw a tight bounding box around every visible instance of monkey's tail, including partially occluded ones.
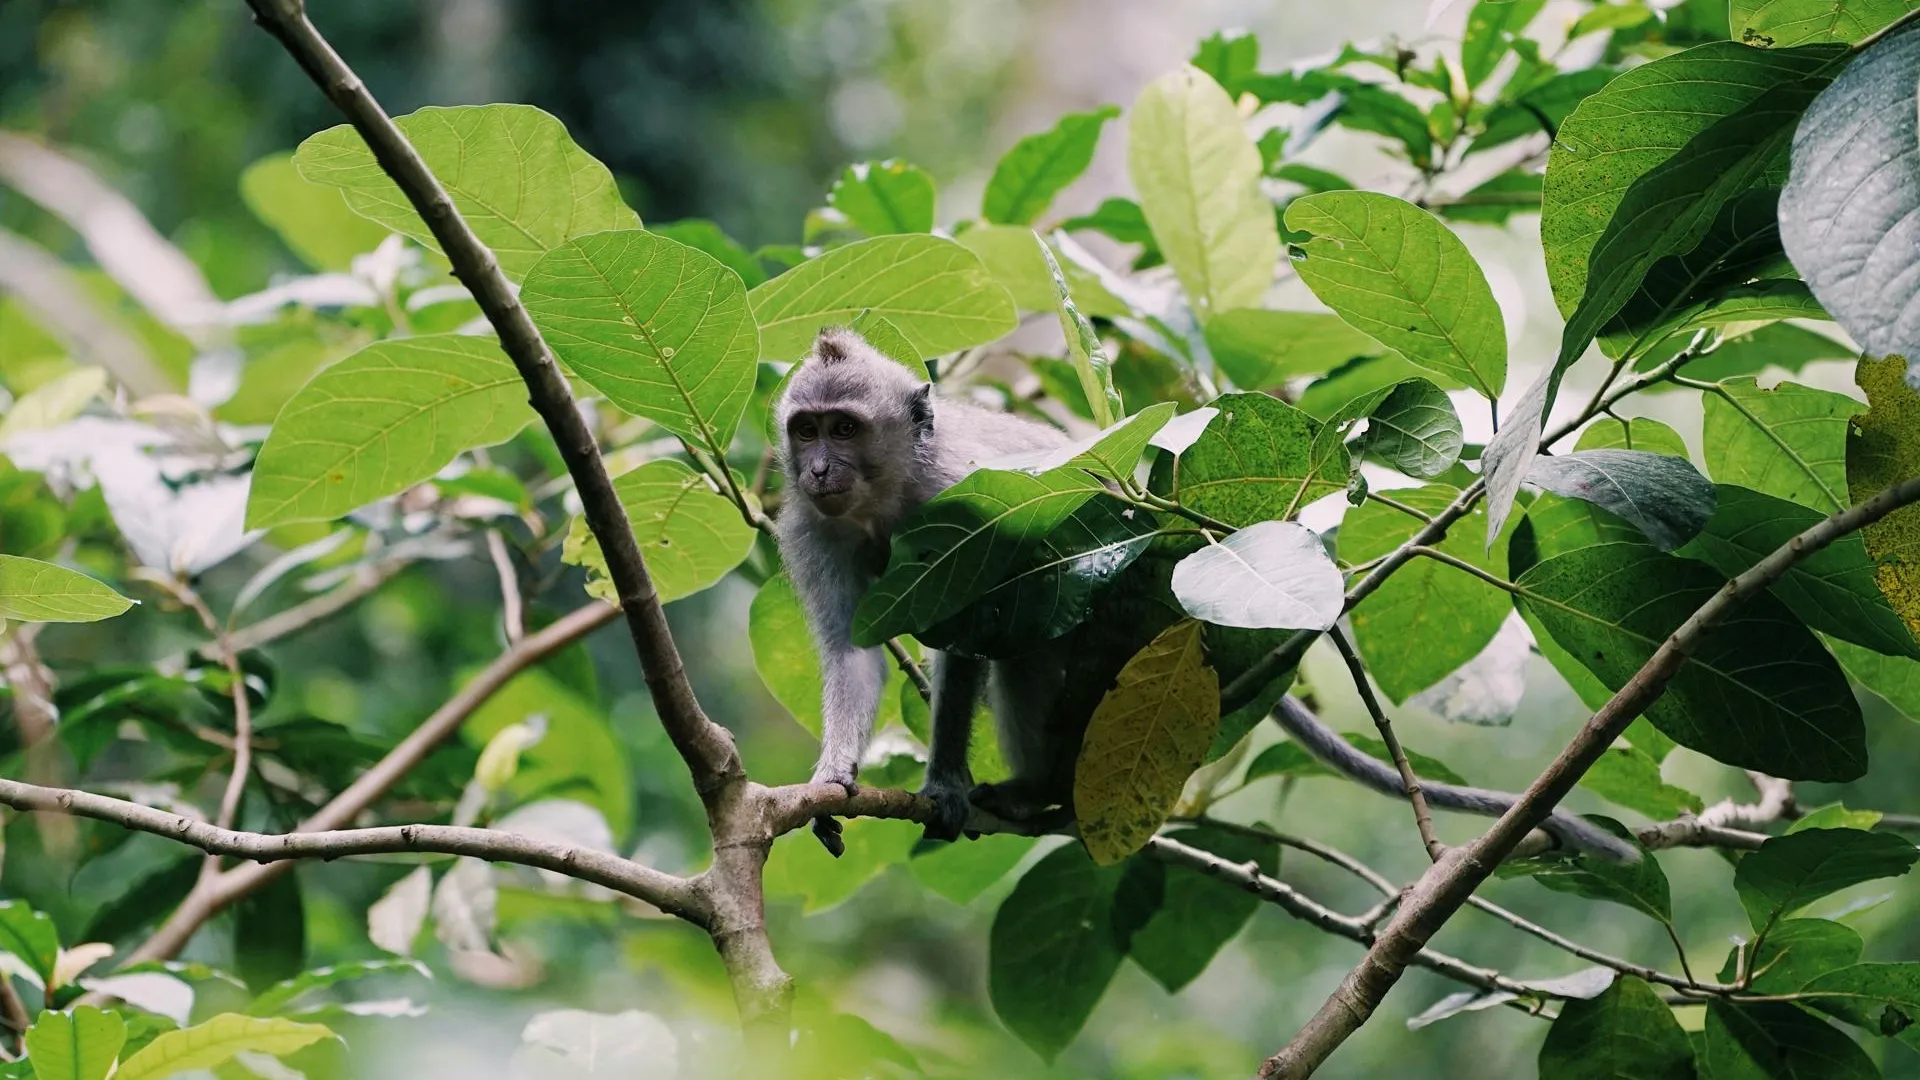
[1271,697,1641,863]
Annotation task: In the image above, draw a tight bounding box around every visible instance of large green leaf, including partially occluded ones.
[954,225,1126,319]
[1342,485,1512,703]
[748,235,1018,360]
[521,230,759,448]
[1502,821,1671,925]
[909,834,1036,905]
[1580,745,1704,820]
[1171,521,1344,631]
[561,459,756,607]
[1516,540,1865,780]
[993,404,1174,482]
[24,1008,125,1080]
[1125,824,1275,993]
[1536,976,1693,1080]
[1717,919,1864,993]
[1157,392,1345,527]
[295,104,637,282]
[113,1015,332,1080]
[1202,308,1387,390]
[828,160,935,235]
[989,843,1134,1061]
[0,557,131,624]
[1525,450,1716,551]
[852,468,1100,645]
[1128,67,1278,321]
[1678,485,1919,658]
[1737,0,1920,45]
[1734,828,1918,932]
[1703,376,1856,513]
[240,152,392,272]
[1073,620,1219,865]
[1702,999,1875,1079]
[245,335,531,529]
[1355,378,1462,479]
[1800,962,1920,1030]
[1285,191,1506,399]
[983,106,1120,226]
[1847,355,1920,646]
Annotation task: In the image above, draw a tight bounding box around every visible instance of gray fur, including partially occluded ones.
[1272,698,1640,862]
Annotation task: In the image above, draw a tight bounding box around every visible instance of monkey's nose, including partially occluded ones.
[810,462,829,478]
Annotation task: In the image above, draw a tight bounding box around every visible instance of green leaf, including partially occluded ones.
[1800,962,1920,1031]
[983,106,1120,226]
[1462,0,1547,86]
[112,1014,332,1080]
[645,218,766,288]
[235,871,305,994]
[1581,745,1704,819]
[1516,541,1866,781]
[247,958,429,1017]
[0,903,57,985]
[1678,485,1919,659]
[988,843,1132,1061]
[1073,620,1219,865]
[464,669,632,837]
[1717,919,1864,993]
[1831,634,1920,719]
[919,496,1162,658]
[909,835,1036,905]
[1737,0,1920,48]
[0,367,106,441]
[1537,976,1693,1080]
[1735,828,1918,932]
[994,404,1174,483]
[1504,820,1671,924]
[520,230,759,448]
[1526,450,1716,551]
[245,335,531,529]
[561,460,756,606]
[1640,323,1851,386]
[1037,234,1124,427]
[1125,824,1276,993]
[1575,416,1691,458]
[295,104,637,282]
[1244,732,1470,787]
[828,160,936,235]
[25,1008,125,1080]
[1284,191,1506,399]
[953,225,1127,319]
[749,573,826,737]
[1702,999,1876,1079]
[748,235,1018,360]
[0,557,131,624]
[1355,379,1462,479]
[764,818,919,914]
[1341,485,1512,703]
[1847,355,1920,647]
[1790,804,1885,833]
[1128,66,1278,322]
[1158,392,1346,527]
[1703,376,1855,513]
[1170,521,1344,630]
[1191,30,1260,96]
[853,468,1099,645]
[1202,308,1386,390]
[847,311,930,379]
[239,152,392,272]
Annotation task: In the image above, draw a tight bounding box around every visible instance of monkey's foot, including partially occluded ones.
[915,776,973,843]
[969,778,1066,825]
[811,815,846,858]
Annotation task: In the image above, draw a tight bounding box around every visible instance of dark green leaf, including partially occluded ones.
[1717,919,1864,993]
[988,843,1131,1061]
[1203,309,1386,391]
[1537,975,1694,1080]
[1503,819,1671,924]
[1156,392,1346,528]
[1356,379,1463,479]
[1526,449,1716,551]
[1125,825,1276,993]
[829,160,936,235]
[1800,962,1920,1033]
[1473,69,1617,154]
[1702,999,1876,1079]
[983,107,1120,226]
[1735,828,1918,932]
[248,958,429,1017]
[235,871,306,995]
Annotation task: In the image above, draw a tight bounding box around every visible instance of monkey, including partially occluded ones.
[774,327,1637,863]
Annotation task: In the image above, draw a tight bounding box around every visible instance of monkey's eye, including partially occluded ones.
[793,420,819,441]
[830,419,858,440]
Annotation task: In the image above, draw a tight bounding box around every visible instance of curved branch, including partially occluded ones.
[0,777,704,923]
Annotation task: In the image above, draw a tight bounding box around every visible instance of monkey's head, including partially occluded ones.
[775,327,934,524]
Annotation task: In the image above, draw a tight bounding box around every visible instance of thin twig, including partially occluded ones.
[1329,627,1443,861]
[886,640,934,702]
[1364,491,1435,524]
[220,560,405,654]
[1464,895,1727,995]
[484,529,525,644]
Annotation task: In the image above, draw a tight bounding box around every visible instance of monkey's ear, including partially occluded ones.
[908,384,934,437]
[812,326,860,364]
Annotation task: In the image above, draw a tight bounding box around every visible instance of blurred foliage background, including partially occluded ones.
[7,1,1920,1077]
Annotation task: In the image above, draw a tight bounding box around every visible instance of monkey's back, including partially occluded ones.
[923,394,1070,494]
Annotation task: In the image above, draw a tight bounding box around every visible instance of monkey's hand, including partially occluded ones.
[808,760,859,858]
[916,772,973,843]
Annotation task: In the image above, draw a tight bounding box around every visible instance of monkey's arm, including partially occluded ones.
[788,545,889,856]
[1271,697,1640,862]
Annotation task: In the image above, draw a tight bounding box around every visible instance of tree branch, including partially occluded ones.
[1260,473,1920,1078]
[1328,626,1443,861]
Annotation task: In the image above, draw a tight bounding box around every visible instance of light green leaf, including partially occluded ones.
[1574,415,1691,458]
[1074,620,1219,865]
[0,557,131,624]
[1580,745,1704,820]
[1702,999,1876,1079]
[1517,540,1865,781]
[764,818,918,914]
[983,106,1120,226]
[1129,66,1278,322]
[1829,633,1920,720]
[1703,376,1856,513]
[1159,392,1346,527]
[1734,0,1920,45]
[25,1008,125,1080]
[113,1014,332,1080]
[747,573,909,740]
[1203,308,1387,390]
[646,218,766,288]
[1847,355,1920,648]
[749,235,1018,360]
[909,834,1036,905]
[245,334,531,529]
[988,843,1132,1062]
[239,152,391,272]
[1285,191,1507,399]
[829,160,936,236]
[1038,232,1124,426]
[1462,0,1547,86]
[847,311,930,379]
[990,404,1174,481]
[247,958,430,1017]
[0,367,106,441]
[1357,379,1463,479]
[295,104,637,282]
[953,225,1126,318]
[1678,485,1919,659]
[521,230,759,448]
[1537,976,1693,1080]
[1171,521,1344,630]
[1734,828,1918,932]
[561,460,755,607]
[852,468,1100,645]
[1789,804,1885,833]
[1342,485,1512,703]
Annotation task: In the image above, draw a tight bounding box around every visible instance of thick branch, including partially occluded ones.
[242,0,739,794]
[1260,474,1920,1079]
[0,777,703,922]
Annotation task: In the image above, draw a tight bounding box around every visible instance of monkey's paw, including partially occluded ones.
[970,779,1066,825]
[811,815,846,858]
[916,776,973,842]
[809,759,860,797]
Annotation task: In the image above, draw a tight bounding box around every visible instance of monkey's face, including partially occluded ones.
[786,409,880,518]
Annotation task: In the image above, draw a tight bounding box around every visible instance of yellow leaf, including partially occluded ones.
[1847,355,1920,645]
[1073,619,1219,865]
